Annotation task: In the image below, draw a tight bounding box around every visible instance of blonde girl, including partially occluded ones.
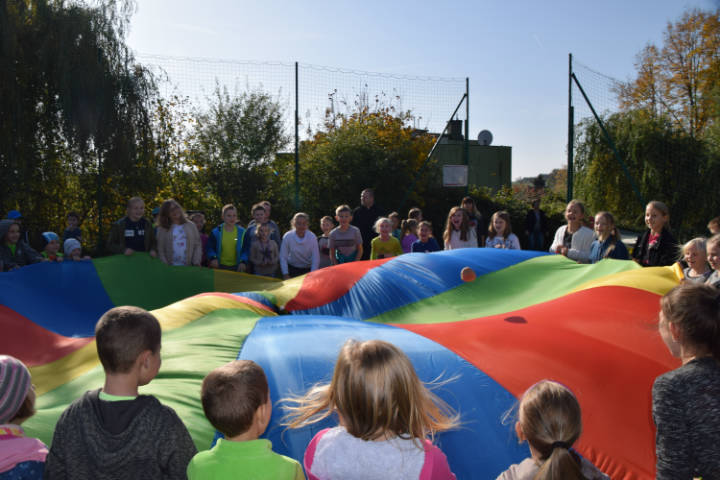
[284,339,459,480]
[654,283,720,479]
[485,211,520,249]
[497,381,608,480]
[401,218,419,253]
[680,237,711,283]
[279,212,319,279]
[156,199,202,266]
[370,218,403,260]
[549,200,593,263]
[588,211,629,263]
[631,200,677,267]
[706,234,720,288]
[443,206,477,250]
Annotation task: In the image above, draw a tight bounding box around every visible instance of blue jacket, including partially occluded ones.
[589,237,629,264]
[207,224,248,267]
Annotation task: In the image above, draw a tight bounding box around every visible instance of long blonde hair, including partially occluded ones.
[283,339,459,444]
[517,381,585,480]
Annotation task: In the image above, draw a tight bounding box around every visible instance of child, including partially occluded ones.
[679,237,711,283]
[497,380,609,480]
[654,283,720,479]
[443,206,478,250]
[370,218,403,260]
[44,306,197,478]
[0,355,48,478]
[400,219,419,253]
[62,212,82,243]
[106,196,157,257]
[40,232,64,262]
[251,223,280,277]
[244,203,282,271]
[329,205,363,265]
[708,216,720,236]
[549,200,593,263]
[706,234,720,288]
[63,238,90,261]
[156,199,202,267]
[588,211,629,263]
[485,211,521,249]
[389,212,402,240]
[318,216,334,268]
[189,211,209,266]
[408,207,423,222]
[462,196,487,246]
[280,213,319,279]
[249,200,282,245]
[187,360,303,480]
[207,204,249,272]
[412,221,441,253]
[631,200,677,267]
[0,219,43,271]
[284,339,459,480]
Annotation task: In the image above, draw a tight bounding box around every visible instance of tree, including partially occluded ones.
[191,85,289,220]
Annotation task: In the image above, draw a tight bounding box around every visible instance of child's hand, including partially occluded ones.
[237,263,247,273]
[56,257,63,262]
[283,274,290,280]
[124,248,135,256]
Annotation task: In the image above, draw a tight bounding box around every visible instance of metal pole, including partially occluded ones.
[97,151,104,253]
[294,62,300,210]
[567,53,574,201]
[464,77,469,195]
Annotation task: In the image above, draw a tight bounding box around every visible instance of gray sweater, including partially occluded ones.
[652,357,720,479]
[44,389,196,480]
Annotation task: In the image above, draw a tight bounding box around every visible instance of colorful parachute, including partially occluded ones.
[0,250,680,479]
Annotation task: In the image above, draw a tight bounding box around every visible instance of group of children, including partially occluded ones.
[3,278,718,479]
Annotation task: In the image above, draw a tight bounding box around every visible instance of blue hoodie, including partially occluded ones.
[207,224,248,267]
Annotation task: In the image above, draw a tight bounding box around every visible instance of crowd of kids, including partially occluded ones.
[3,278,718,478]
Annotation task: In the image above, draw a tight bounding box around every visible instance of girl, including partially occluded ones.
[549,200,593,263]
[632,201,677,267]
[318,216,334,269]
[680,238,711,283]
[462,196,486,246]
[654,283,720,479]
[63,238,91,261]
[249,223,279,277]
[0,220,43,271]
[389,212,402,240]
[370,218,403,260]
[284,339,459,480]
[485,211,521,250]
[280,213,319,279]
[706,234,720,288]
[408,207,423,222]
[497,380,608,480]
[588,212,629,263]
[443,207,477,250]
[0,355,48,478]
[412,221,441,253]
[156,199,202,267]
[401,219,419,253]
[189,211,209,266]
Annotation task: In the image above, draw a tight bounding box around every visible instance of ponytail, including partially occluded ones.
[533,445,585,480]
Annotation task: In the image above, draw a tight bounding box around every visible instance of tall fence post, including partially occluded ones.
[294,62,300,210]
[464,77,470,195]
[567,53,574,201]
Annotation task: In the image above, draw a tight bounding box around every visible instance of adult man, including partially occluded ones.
[352,189,384,261]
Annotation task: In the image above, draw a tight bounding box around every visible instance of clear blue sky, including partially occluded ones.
[126,0,716,179]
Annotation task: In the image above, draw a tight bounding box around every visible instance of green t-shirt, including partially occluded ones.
[98,391,137,402]
[220,226,238,267]
[7,243,16,255]
[187,438,304,480]
[370,236,403,260]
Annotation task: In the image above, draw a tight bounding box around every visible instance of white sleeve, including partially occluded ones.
[568,227,594,263]
[509,234,521,250]
[549,226,565,253]
[279,232,291,275]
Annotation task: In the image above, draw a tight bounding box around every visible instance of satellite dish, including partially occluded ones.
[477,130,493,146]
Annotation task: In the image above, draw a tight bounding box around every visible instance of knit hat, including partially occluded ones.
[6,210,22,220]
[64,238,81,257]
[0,355,32,424]
[40,232,60,250]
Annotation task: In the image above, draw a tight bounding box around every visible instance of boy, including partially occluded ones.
[44,306,196,479]
[63,212,82,243]
[107,197,157,257]
[40,232,64,262]
[328,205,363,265]
[187,360,303,480]
[207,204,248,272]
[243,203,281,270]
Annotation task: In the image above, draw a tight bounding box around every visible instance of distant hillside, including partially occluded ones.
[513,168,567,196]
